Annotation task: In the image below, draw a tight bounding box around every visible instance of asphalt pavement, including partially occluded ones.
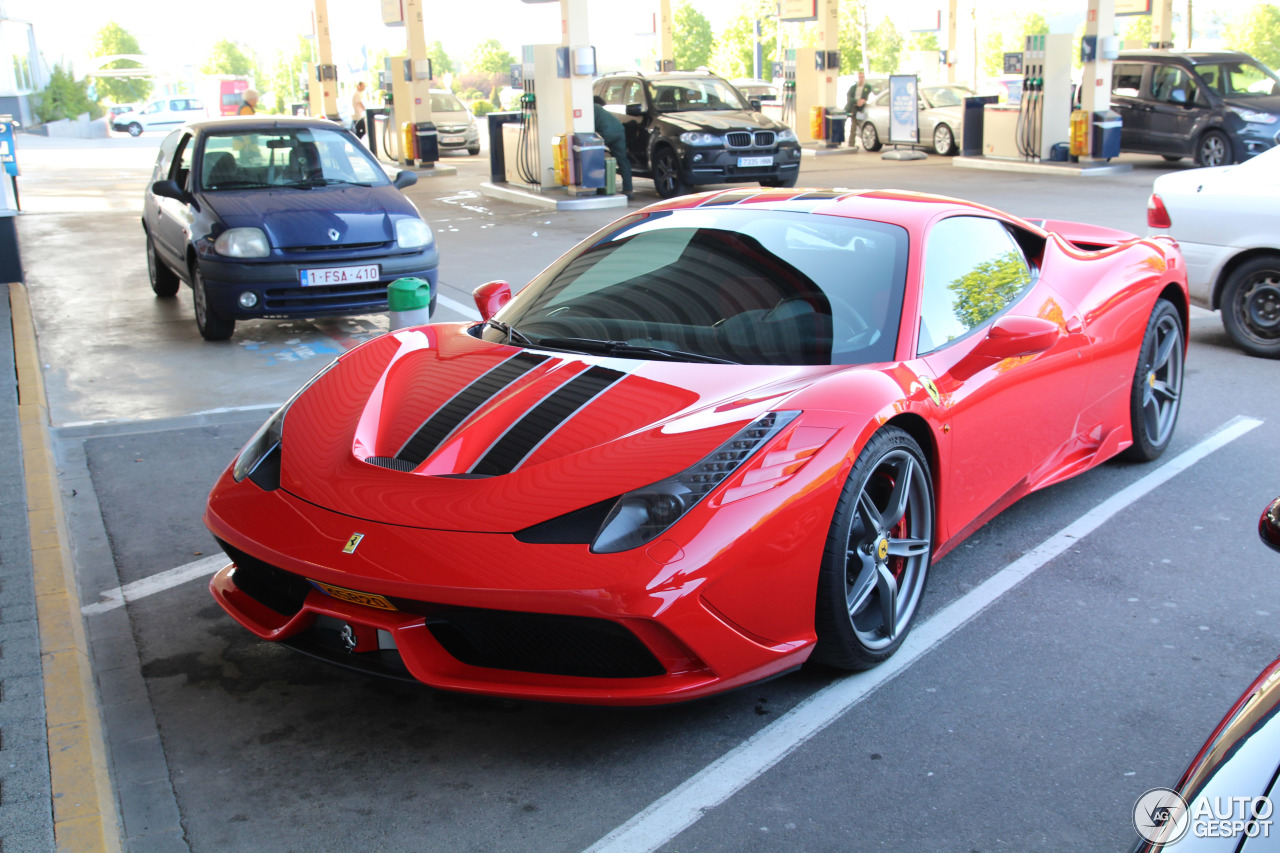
[6,130,1280,853]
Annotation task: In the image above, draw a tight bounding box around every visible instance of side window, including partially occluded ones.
[1112,64,1143,98]
[601,81,623,106]
[917,217,1034,355]
[1152,66,1196,104]
[1194,64,1222,95]
[155,130,182,177]
[142,101,162,115]
[170,134,194,189]
[623,81,643,106]
[188,99,203,111]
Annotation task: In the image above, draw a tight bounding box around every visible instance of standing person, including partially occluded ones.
[237,89,260,116]
[352,81,368,140]
[593,96,633,199]
[844,71,872,149]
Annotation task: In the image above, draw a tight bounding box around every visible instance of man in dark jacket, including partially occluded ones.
[844,72,872,149]
[593,96,633,197]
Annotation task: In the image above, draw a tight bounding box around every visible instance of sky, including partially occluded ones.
[4,0,1259,81]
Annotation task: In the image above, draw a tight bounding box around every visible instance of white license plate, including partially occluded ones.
[300,264,381,286]
[440,135,465,144]
[738,156,773,167]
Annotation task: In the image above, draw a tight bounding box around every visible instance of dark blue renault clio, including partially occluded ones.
[143,116,437,340]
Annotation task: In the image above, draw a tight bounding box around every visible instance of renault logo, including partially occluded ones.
[328,228,340,242]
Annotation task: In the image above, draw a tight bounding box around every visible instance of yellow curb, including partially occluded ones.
[10,282,122,853]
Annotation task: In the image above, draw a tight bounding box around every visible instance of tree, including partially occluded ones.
[1123,13,1153,47]
[34,63,102,123]
[947,251,1031,330]
[92,22,151,103]
[909,31,941,52]
[1223,4,1280,69]
[867,17,903,73]
[467,39,516,75]
[203,39,256,78]
[712,0,776,78]
[427,41,454,79]
[838,0,868,74]
[674,3,714,71]
[266,35,310,114]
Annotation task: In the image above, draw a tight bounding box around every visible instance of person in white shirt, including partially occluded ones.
[352,81,367,139]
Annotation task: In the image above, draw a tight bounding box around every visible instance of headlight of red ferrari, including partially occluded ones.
[591,410,801,554]
[232,359,339,486]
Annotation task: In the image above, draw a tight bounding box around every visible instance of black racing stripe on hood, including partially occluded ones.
[394,352,550,466]
[470,366,626,476]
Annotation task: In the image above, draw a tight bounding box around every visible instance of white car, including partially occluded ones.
[111,97,208,136]
[1148,145,1280,357]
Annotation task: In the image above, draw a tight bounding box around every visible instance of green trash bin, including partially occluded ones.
[388,277,432,330]
[601,154,617,196]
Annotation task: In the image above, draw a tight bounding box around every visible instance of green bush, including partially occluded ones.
[472,100,496,116]
[34,63,104,123]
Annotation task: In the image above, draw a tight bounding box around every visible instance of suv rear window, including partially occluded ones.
[1193,60,1280,97]
[1112,64,1143,97]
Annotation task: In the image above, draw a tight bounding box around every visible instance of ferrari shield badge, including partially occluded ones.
[921,376,941,406]
[342,533,365,554]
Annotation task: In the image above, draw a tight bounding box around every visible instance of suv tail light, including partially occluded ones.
[1147,193,1172,228]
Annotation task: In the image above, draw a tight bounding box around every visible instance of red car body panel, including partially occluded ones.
[205,189,1189,704]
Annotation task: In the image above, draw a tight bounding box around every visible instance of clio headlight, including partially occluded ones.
[591,411,800,553]
[214,227,270,258]
[233,360,339,486]
[395,218,434,249]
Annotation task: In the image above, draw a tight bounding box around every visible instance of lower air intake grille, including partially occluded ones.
[425,607,665,678]
[217,539,313,616]
[365,456,418,472]
[513,498,617,544]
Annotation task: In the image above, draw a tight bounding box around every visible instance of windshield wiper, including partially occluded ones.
[485,319,535,346]
[278,178,370,189]
[532,336,739,365]
[207,180,275,189]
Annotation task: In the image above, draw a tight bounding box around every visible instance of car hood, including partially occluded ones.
[432,109,474,129]
[659,110,789,134]
[277,324,837,532]
[1223,93,1280,116]
[202,184,415,249]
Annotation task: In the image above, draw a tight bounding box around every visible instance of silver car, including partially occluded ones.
[429,90,481,156]
[858,84,974,155]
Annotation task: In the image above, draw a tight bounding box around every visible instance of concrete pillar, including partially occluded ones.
[659,0,674,71]
[561,0,595,135]
[404,0,434,129]
[946,0,958,84]
[1151,0,1175,48]
[313,0,338,119]
[818,0,838,108]
[1080,0,1116,160]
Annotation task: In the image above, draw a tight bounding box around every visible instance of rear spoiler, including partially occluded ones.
[1028,219,1138,252]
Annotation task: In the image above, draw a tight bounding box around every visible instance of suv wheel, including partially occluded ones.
[1195,130,1231,167]
[652,148,689,199]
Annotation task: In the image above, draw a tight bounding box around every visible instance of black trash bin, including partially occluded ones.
[1092,110,1122,161]
[415,122,438,164]
[572,132,606,189]
[487,112,521,183]
[962,96,998,157]
[824,110,846,147]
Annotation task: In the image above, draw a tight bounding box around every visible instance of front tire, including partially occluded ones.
[192,266,235,341]
[467,145,481,156]
[1120,299,1184,461]
[1195,129,1231,167]
[813,426,933,670]
[652,147,689,199]
[933,123,955,155]
[860,121,882,152]
[1220,255,1280,358]
[127,122,142,138]
[147,234,179,297]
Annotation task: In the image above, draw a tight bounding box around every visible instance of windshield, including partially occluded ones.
[430,92,467,112]
[1193,60,1280,98]
[199,126,390,190]
[479,208,909,366]
[647,78,749,112]
[923,86,973,108]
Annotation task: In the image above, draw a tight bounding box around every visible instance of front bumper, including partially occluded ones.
[197,246,439,318]
[436,127,480,151]
[204,462,830,704]
[681,144,803,186]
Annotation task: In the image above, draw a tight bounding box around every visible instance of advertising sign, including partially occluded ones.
[888,75,919,145]
[0,120,18,178]
[777,0,818,23]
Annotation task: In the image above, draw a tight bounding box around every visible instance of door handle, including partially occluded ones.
[1066,316,1084,335]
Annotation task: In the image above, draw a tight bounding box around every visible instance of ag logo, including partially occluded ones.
[342,533,365,554]
[1133,787,1189,845]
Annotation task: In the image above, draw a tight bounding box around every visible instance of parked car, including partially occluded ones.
[428,90,480,155]
[113,98,208,137]
[143,116,437,340]
[1147,143,1280,357]
[205,188,1187,704]
[106,103,138,124]
[731,78,780,104]
[1130,496,1280,851]
[1108,50,1280,167]
[860,84,975,155]
[593,70,801,198]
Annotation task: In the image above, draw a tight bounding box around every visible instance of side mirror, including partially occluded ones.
[951,315,1061,380]
[625,103,645,117]
[473,279,512,321]
[750,98,763,111]
[151,179,188,202]
[1169,88,1188,106]
[393,170,417,190]
[1261,497,1280,554]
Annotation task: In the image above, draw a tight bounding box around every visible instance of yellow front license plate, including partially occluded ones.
[310,580,398,611]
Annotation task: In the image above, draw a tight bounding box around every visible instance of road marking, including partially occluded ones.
[584,415,1264,853]
[82,554,228,615]
[437,292,479,319]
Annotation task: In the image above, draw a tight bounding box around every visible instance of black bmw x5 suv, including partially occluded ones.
[593,71,801,198]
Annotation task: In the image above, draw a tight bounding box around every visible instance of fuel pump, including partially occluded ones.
[514,92,540,186]
[502,44,595,191]
[1015,33,1072,161]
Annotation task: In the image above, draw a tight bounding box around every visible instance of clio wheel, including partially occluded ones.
[192,266,236,341]
[1121,299,1184,461]
[813,426,933,670]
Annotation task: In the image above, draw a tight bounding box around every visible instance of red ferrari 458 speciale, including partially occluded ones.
[205,188,1188,704]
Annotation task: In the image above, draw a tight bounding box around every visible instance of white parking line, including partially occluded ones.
[584,415,1264,853]
[82,554,228,616]
[436,292,479,319]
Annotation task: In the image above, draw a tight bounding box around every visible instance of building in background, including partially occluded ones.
[0,1,45,125]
